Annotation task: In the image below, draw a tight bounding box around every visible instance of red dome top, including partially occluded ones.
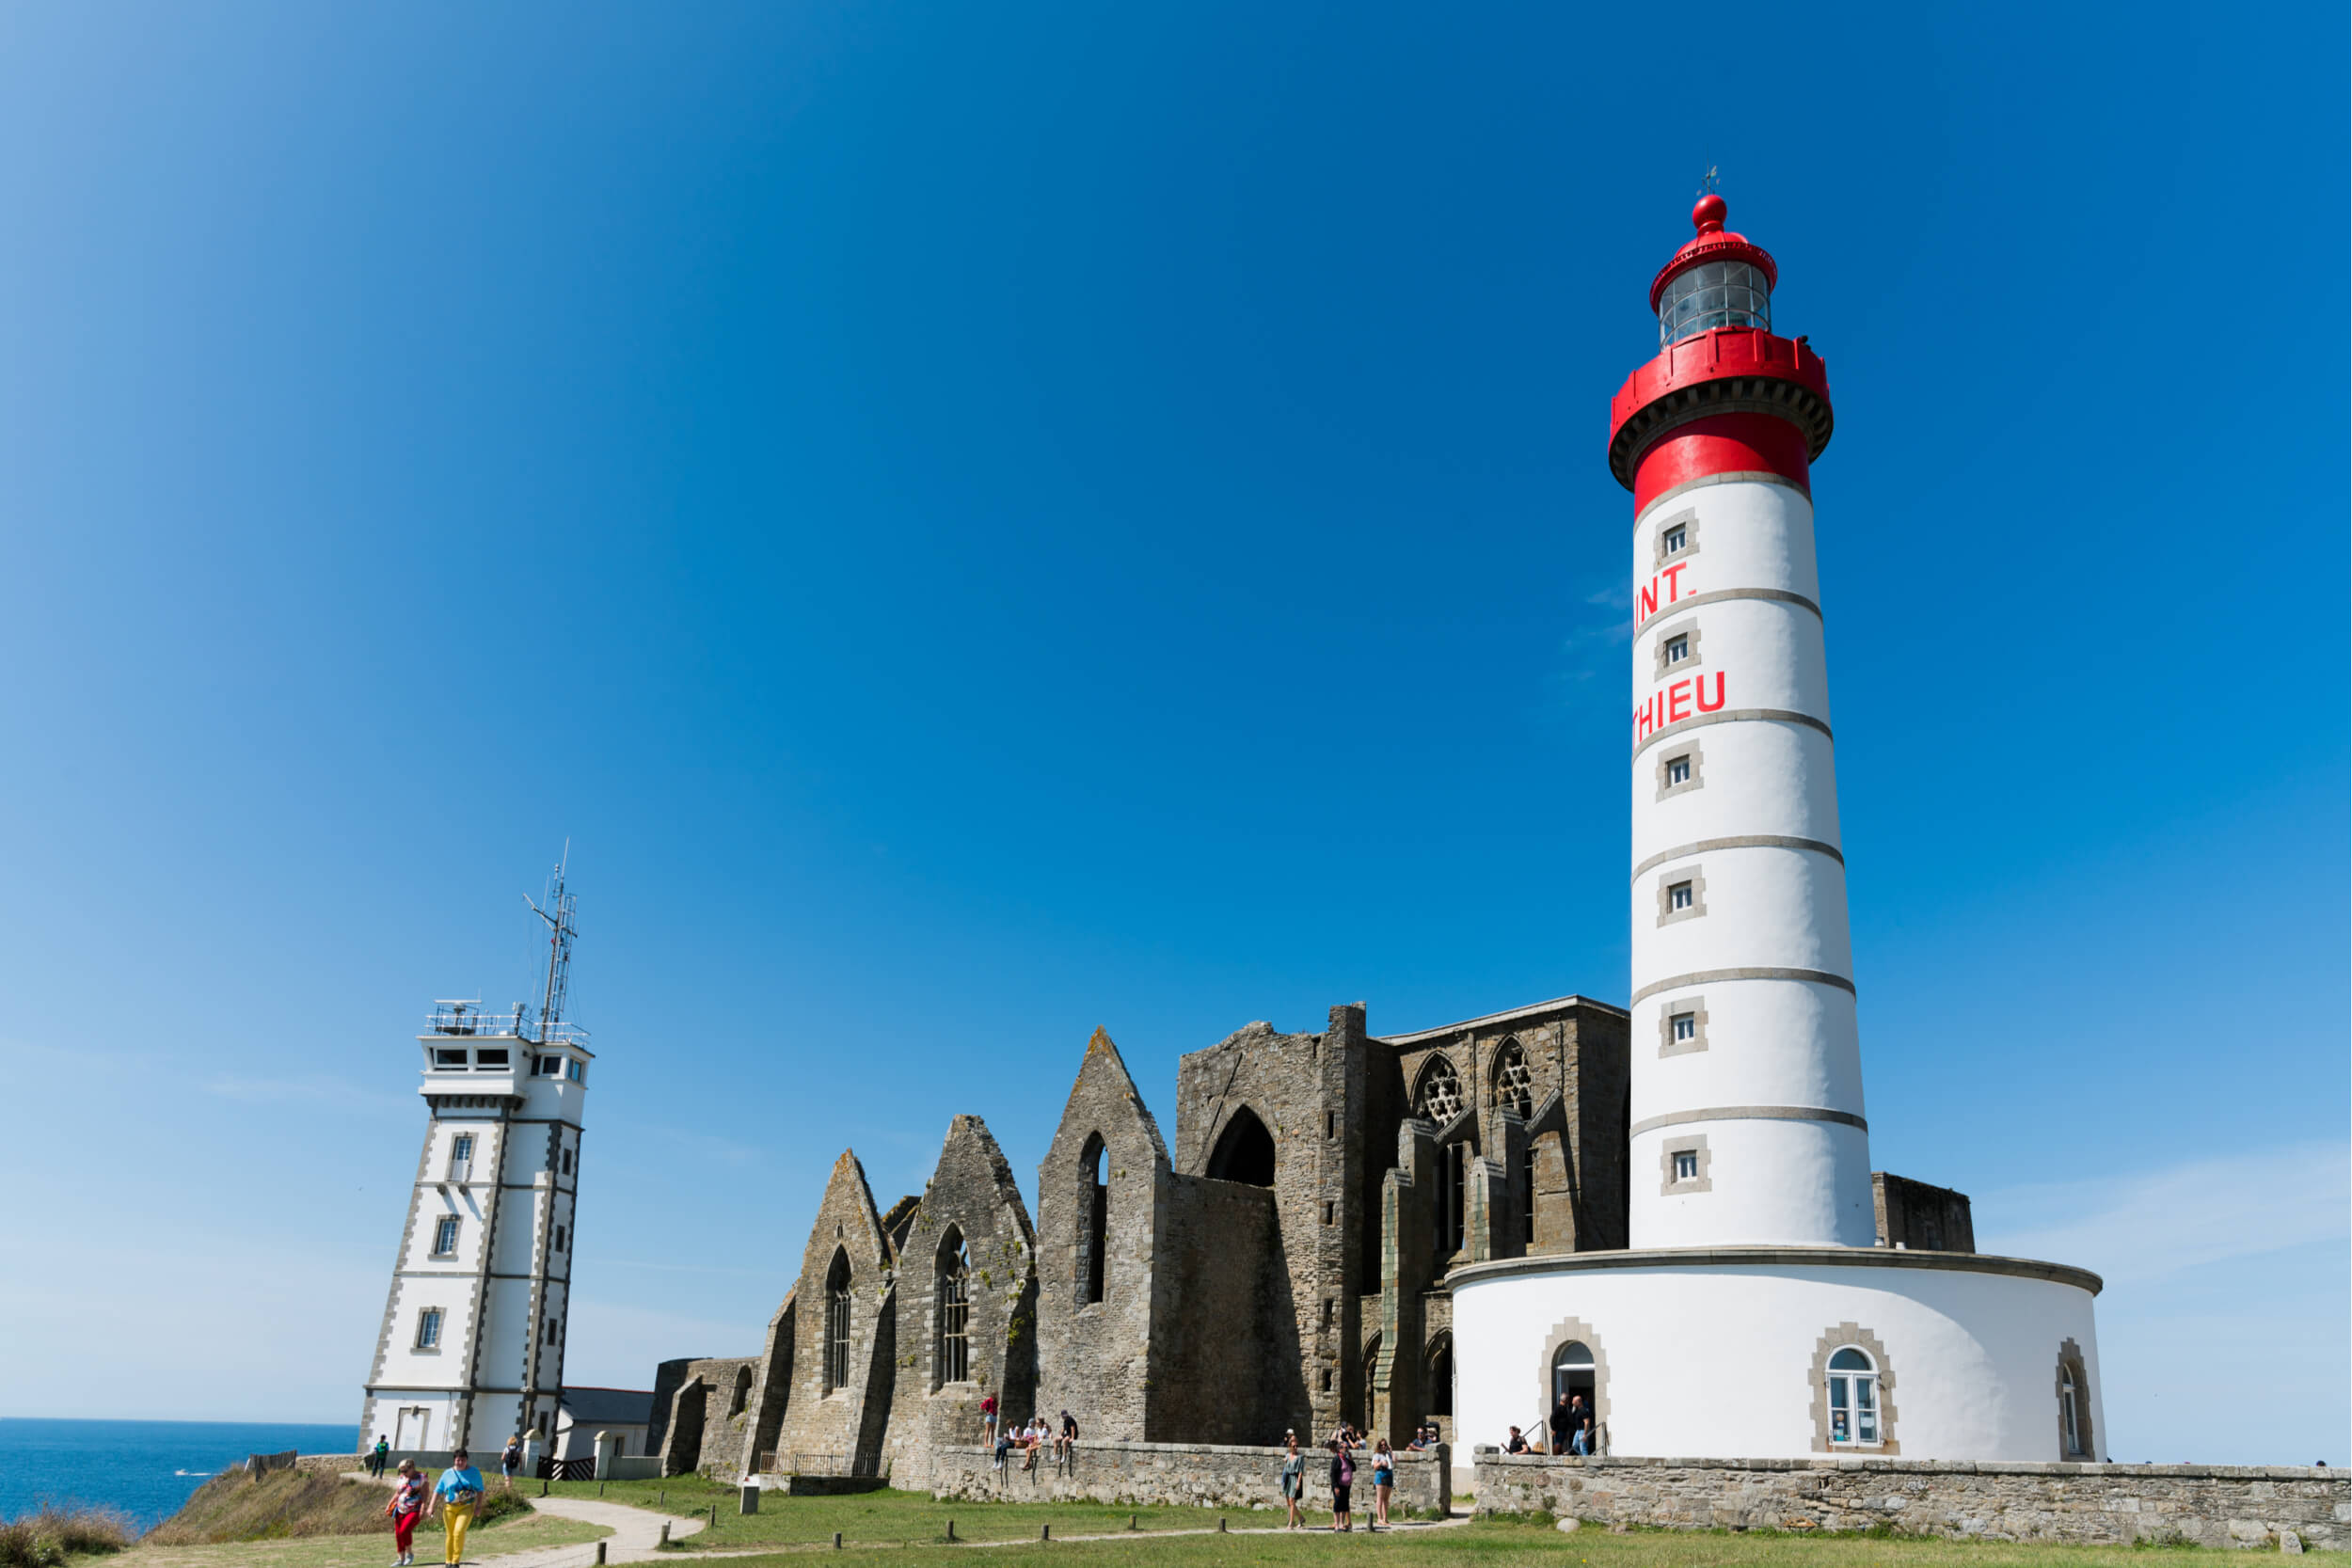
[1647,194,1778,312]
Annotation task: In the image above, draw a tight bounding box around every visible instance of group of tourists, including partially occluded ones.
[358,1433,533,1568]
[373,1448,484,1567]
[1503,1391,1597,1456]
[982,1398,1080,1473]
[1278,1425,1397,1532]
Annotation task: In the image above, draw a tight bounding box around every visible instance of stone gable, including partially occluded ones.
[882,1116,1039,1489]
[773,1149,898,1475]
[1033,1028,1170,1441]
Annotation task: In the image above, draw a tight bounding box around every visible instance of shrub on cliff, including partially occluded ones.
[0,1503,133,1567]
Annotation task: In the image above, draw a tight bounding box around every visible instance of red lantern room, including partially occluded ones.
[1607,196,1836,516]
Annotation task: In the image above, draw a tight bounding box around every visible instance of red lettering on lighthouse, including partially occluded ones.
[1667,679,1692,723]
[1695,671,1725,712]
[1662,562,1689,603]
[1636,582,1658,622]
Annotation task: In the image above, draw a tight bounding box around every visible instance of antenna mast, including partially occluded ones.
[525,843,579,1041]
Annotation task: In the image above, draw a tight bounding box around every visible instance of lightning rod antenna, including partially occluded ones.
[524,841,578,1041]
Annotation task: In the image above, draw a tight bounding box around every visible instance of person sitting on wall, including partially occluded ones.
[1056,1410,1078,1466]
[1504,1425,1531,1454]
[1021,1418,1046,1472]
[993,1416,1013,1472]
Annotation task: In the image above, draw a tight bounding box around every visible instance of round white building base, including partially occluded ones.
[1453,1248,2104,1473]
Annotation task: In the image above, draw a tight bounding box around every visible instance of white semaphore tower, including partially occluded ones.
[1617,192,1870,1249]
[358,860,591,1458]
[1450,193,2106,1464]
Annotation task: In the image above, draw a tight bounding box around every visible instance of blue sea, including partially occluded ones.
[0,1418,358,1531]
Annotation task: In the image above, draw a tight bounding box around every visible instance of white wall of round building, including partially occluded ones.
[1454,1261,2106,1464]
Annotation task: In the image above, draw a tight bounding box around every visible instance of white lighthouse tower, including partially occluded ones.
[1617,192,1869,1249]
[1449,194,2106,1464]
[359,861,590,1458]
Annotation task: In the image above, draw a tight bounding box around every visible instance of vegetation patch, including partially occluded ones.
[0,1504,134,1568]
[146,1469,534,1546]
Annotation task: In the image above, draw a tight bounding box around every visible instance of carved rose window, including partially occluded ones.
[1416,1058,1464,1123]
[1494,1039,1534,1119]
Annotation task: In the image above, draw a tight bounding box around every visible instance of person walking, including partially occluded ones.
[426,1449,485,1566]
[1278,1432,1305,1529]
[499,1437,522,1494]
[1565,1393,1595,1455]
[370,1435,391,1479]
[1371,1438,1395,1530]
[1327,1430,1356,1532]
[1504,1425,1531,1454]
[385,1460,426,1567]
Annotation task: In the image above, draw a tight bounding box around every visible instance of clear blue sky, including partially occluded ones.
[0,3,2342,1465]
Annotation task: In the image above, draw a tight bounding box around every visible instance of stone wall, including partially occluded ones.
[649,1355,760,1479]
[772,1151,898,1476]
[1170,1005,1371,1441]
[1033,1030,1170,1443]
[882,1115,1040,1491]
[1472,1453,2349,1549]
[1146,1173,1287,1444]
[1873,1173,1976,1254]
[931,1440,1450,1517]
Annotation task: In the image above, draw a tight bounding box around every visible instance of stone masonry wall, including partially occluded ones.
[1146,1174,1287,1444]
[1033,1030,1169,1444]
[1473,1453,2349,1549]
[773,1151,898,1476]
[1169,1006,1366,1438]
[882,1116,1040,1492]
[1873,1173,1977,1254]
[931,1439,1450,1518]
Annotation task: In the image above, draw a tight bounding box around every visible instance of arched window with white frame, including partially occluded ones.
[1826,1346,1880,1447]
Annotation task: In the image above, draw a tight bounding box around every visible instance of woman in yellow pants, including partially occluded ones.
[427,1449,485,1566]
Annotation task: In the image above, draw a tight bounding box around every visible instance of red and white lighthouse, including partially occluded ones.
[1611,195,1870,1249]
[1447,195,2106,1464]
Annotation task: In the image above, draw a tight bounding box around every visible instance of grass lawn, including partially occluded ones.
[69,1508,610,1568]
[706,1519,2348,1566]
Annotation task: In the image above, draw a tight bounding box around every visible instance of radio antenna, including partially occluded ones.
[524,842,579,1041]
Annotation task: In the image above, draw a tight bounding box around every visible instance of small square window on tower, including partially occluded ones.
[1663,523,1686,555]
[432,1215,460,1257]
[1660,997,1708,1055]
[1658,869,1707,926]
[415,1307,444,1350]
[1656,743,1704,801]
[1659,1135,1711,1194]
[1664,635,1689,665]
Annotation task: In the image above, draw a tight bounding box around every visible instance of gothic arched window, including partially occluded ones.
[823,1249,852,1393]
[1493,1038,1534,1119]
[1077,1134,1108,1307]
[1426,1332,1454,1418]
[1414,1056,1464,1124]
[1206,1106,1277,1186]
[936,1227,970,1386]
